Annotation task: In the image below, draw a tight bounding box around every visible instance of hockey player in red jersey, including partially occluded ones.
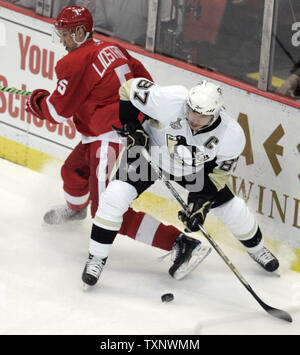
[25,5,211,282]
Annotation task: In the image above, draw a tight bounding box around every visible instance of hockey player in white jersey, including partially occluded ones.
[81,79,279,287]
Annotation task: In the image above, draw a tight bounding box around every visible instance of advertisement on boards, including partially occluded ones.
[0,6,80,160]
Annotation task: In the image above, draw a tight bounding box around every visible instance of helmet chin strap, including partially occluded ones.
[71,31,90,46]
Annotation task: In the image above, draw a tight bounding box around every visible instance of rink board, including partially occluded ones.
[1,3,300,270]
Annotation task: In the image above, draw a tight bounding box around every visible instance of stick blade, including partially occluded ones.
[266,307,293,323]
[251,289,292,323]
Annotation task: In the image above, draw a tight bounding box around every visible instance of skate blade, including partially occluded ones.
[271,269,281,278]
[173,246,212,281]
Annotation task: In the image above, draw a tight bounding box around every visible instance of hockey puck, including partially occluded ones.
[161,293,174,302]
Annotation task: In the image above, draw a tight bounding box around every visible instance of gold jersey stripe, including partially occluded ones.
[208,168,230,192]
[94,215,122,230]
[119,78,135,101]
[234,221,258,241]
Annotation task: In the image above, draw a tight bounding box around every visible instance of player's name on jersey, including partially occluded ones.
[93,44,128,78]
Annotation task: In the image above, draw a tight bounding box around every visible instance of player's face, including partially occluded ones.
[57,29,78,53]
[187,108,213,130]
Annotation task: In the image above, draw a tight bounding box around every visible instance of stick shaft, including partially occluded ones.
[0,86,32,97]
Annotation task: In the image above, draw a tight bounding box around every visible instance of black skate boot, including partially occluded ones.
[248,246,279,272]
[168,233,211,280]
[43,205,87,225]
[82,254,107,289]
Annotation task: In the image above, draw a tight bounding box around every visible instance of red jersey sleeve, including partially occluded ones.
[39,56,99,124]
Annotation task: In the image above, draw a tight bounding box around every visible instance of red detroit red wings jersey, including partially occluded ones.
[40,39,152,137]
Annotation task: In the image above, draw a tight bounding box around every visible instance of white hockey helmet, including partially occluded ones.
[187,80,223,124]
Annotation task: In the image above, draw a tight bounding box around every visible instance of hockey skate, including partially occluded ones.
[168,233,212,280]
[248,246,279,272]
[43,205,87,225]
[82,254,107,289]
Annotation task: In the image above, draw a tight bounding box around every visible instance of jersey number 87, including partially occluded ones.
[133,79,154,105]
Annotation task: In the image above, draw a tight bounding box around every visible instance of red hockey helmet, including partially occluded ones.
[54,6,93,33]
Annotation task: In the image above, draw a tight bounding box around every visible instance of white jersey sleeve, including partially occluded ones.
[129,78,188,123]
[215,110,246,170]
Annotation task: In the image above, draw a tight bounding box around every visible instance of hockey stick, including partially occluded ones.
[141,148,292,323]
[0,86,32,96]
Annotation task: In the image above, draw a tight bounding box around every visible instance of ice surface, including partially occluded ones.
[0,158,300,335]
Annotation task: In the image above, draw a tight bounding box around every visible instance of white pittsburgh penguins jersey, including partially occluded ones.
[127,78,246,177]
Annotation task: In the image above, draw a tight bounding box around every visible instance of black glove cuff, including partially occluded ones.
[123,122,142,134]
[119,100,140,127]
[188,191,215,206]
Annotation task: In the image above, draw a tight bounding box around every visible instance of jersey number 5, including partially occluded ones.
[57,79,68,95]
[114,64,131,85]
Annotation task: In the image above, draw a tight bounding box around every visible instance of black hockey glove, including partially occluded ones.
[113,122,149,151]
[178,194,213,232]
